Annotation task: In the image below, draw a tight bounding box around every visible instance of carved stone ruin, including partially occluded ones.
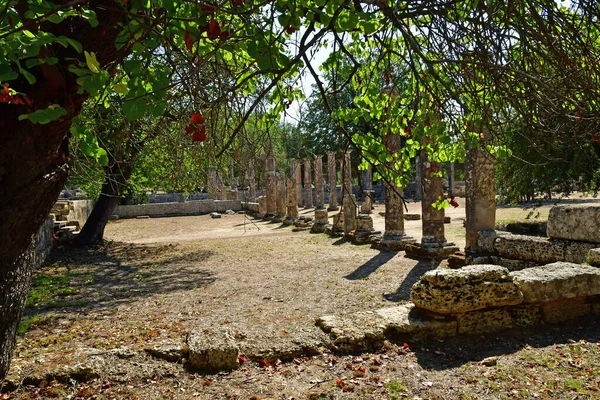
[405,140,458,259]
[314,155,325,209]
[248,160,256,201]
[272,173,287,222]
[229,160,237,189]
[343,194,357,236]
[294,159,303,208]
[265,152,277,219]
[327,151,339,211]
[258,196,267,217]
[311,209,330,233]
[465,142,496,254]
[303,158,313,208]
[372,132,415,250]
[360,164,373,214]
[207,167,218,200]
[284,177,299,225]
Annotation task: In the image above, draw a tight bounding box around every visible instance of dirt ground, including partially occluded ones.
[3,196,600,399]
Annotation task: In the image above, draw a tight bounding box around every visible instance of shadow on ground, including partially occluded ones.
[345,250,398,280]
[383,259,440,302]
[410,319,600,371]
[26,242,216,317]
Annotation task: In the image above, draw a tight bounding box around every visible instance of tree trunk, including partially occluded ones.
[0,1,128,380]
[76,163,132,246]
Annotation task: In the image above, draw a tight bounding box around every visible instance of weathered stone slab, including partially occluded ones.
[508,304,543,327]
[186,328,239,372]
[510,262,600,303]
[588,248,600,267]
[410,265,523,313]
[471,256,540,272]
[495,234,562,264]
[144,340,185,362]
[477,230,509,254]
[541,297,591,324]
[376,304,457,341]
[457,308,513,335]
[547,204,600,243]
[563,240,599,264]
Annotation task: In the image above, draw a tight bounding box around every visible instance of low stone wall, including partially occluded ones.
[474,230,599,270]
[242,202,259,213]
[51,199,95,230]
[317,262,600,353]
[114,200,242,219]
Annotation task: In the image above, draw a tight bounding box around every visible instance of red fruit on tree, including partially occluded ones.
[286,26,296,34]
[184,124,196,135]
[206,19,221,40]
[184,29,194,53]
[191,111,205,124]
[192,126,207,142]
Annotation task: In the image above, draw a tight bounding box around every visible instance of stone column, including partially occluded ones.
[372,132,415,250]
[343,194,357,235]
[258,196,267,216]
[360,164,373,214]
[285,177,299,224]
[341,151,352,197]
[303,157,313,208]
[448,162,455,196]
[414,156,422,201]
[265,152,277,217]
[229,159,237,189]
[248,159,256,201]
[314,155,325,209]
[465,143,496,253]
[327,151,338,211]
[405,139,457,259]
[207,167,217,200]
[294,159,303,207]
[274,173,287,221]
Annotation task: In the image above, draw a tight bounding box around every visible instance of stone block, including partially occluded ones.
[547,204,600,243]
[562,240,598,264]
[495,234,562,264]
[507,304,543,327]
[477,230,509,254]
[410,265,523,314]
[510,262,600,303]
[457,308,513,335]
[377,304,457,341]
[471,256,540,272]
[186,328,239,372]
[404,213,421,220]
[587,248,600,267]
[541,297,591,323]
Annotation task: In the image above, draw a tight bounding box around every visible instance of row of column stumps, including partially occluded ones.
[211,143,495,259]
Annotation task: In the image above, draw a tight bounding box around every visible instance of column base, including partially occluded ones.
[327,205,339,211]
[271,214,286,223]
[405,242,459,260]
[283,217,297,226]
[348,229,381,245]
[311,223,331,234]
[371,231,416,251]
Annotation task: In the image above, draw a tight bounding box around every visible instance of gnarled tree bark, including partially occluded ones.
[0,0,127,380]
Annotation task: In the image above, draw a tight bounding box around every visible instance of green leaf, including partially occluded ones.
[0,64,18,82]
[84,51,100,73]
[19,105,67,124]
[124,59,142,74]
[114,83,129,95]
[122,98,147,120]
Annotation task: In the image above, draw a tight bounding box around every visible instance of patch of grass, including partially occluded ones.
[17,314,42,335]
[563,378,586,393]
[386,380,407,399]
[26,268,80,308]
